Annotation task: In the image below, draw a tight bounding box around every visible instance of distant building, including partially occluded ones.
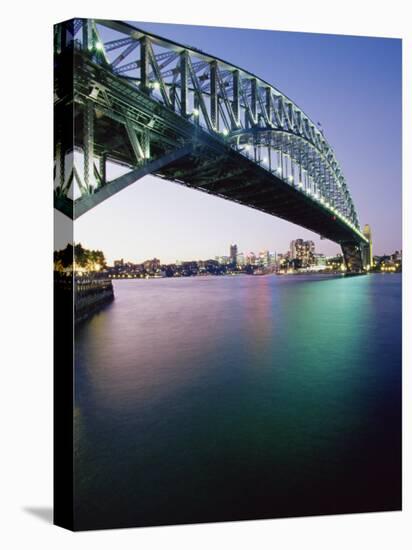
[258,250,270,267]
[362,224,373,269]
[313,253,326,267]
[230,244,238,265]
[326,254,344,271]
[269,252,277,266]
[290,239,315,267]
[143,258,160,272]
[216,255,230,265]
[246,252,256,265]
[114,259,124,268]
[236,252,245,266]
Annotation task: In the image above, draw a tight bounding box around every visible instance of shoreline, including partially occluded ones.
[106,270,398,281]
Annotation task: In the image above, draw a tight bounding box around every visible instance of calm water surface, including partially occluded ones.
[74,274,401,529]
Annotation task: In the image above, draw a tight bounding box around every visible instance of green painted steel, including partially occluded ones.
[54,19,368,270]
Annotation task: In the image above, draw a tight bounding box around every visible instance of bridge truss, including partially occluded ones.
[54,19,369,271]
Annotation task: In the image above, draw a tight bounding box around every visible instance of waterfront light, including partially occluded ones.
[222,128,229,136]
[95,42,103,51]
[192,108,199,116]
[152,81,160,90]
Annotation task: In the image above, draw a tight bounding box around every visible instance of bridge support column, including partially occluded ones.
[83,100,95,193]
[82,19,93,51]
[180,51,189,117]
[141,129,150,160]
[250,78,257,122]
[140,36,149,93]
[341,243,365,273]
[210,61,218,131]
[98,153,106,186]
[265,87,272,122]
[232,71,240,126]
[55,141,65,192]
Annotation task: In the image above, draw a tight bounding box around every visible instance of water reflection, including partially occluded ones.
[74,274,401,530]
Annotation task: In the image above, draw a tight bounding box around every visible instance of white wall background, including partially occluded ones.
[0,1,410,548]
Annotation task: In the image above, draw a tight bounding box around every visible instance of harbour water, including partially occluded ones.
[74,273,401,530]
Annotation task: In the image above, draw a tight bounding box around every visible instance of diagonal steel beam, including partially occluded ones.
[111,42,138,68]
[71,143,194,219]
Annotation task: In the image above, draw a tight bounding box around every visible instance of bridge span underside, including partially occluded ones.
[54,19,367,273]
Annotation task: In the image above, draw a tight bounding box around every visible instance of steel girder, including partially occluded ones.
[54,19,368,268]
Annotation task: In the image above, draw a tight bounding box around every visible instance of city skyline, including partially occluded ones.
[69,22,401,264]
[65,239,401,268]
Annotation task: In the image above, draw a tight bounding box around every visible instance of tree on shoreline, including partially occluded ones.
[54,243,107,272]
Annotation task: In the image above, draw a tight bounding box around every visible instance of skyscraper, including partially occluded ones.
[230,244,238,265]
[363,224,373,268]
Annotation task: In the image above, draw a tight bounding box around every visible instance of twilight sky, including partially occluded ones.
[72,21,402,264]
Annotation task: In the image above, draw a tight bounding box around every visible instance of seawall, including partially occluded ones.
[75,276,114,323]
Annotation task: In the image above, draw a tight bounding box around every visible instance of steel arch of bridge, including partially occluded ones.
[54,19,368,270]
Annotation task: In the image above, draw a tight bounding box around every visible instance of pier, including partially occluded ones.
[55,273,114,324]
[75,276,114,323]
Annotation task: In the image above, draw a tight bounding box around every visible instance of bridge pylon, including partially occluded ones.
[341,242,367,273]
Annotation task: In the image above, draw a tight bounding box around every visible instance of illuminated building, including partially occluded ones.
[216,255,230,265]
[246,252,256,265]
[290,239,315,267]
[256,250,270,267]
[230,244,238,265]
[236,252,245,266]
[362,224,373,268]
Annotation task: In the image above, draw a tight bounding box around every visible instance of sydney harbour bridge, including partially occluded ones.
[54,19,371,272]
